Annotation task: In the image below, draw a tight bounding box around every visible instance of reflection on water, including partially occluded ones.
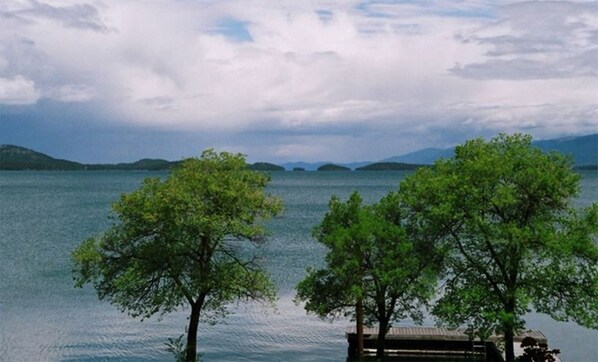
[1,170,597,361]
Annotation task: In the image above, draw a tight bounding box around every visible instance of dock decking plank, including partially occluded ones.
[346,326,547,343]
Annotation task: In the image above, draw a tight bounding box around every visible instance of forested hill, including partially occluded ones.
[0,145,84,170]
[0,145,284,171]
[0,145,177,171]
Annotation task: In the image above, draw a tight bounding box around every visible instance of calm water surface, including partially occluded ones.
[1,171,597,361]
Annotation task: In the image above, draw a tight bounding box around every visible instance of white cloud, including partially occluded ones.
[0,0,596,160]
[0,75,39,104]
[453,1,598,79]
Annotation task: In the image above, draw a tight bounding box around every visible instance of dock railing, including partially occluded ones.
[345,326,549,361]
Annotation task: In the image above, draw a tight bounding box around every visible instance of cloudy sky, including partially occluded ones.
[1,0,597,163]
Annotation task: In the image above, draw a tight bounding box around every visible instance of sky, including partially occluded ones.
[0,0,597,164]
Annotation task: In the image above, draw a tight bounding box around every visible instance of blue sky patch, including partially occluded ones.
[211,18,253,42]
[316,9,334,22]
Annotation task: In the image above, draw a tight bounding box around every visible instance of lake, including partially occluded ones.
[1,170,597,361]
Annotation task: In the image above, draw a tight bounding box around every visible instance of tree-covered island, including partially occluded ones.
[317,164,351,171]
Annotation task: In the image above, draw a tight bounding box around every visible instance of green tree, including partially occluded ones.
[399,134,598,361]
[295,192,439,358]
[72,150,283,362]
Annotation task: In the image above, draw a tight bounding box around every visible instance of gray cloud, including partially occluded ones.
[451,57,598,80]
[0,37,48,80]
[0,0,596,162]
[452,1,598,80]
[8,0,110,32]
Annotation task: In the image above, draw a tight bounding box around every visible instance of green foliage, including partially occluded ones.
[400,134,598,361]
[72,149,282,360]
[296,191,440,356]
[515,337,560,362]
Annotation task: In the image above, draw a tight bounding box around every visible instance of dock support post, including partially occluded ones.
[356,299,364,357]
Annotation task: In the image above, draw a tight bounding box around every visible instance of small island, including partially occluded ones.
[249,162,285,171]
[317,164,351,171]
[293,167,306,171]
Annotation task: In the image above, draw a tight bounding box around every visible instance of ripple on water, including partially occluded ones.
[196,295,349,361]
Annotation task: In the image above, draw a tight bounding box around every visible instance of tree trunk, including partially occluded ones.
[355,299,363,358]
[185,302,201,362]
[376,318,388,359]
[357,298,364,357]
[503,299,516,362]
[504,326,515,362]
[503,325,515,362]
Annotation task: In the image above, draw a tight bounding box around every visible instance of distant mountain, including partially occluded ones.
[383,134,597,166]
[85,159,178,171]
[533,134,597,166]
[0,145,84,170]
[356,162,428,171]
[383,148,455,164]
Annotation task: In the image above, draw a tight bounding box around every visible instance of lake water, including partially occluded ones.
[1,170,597,362]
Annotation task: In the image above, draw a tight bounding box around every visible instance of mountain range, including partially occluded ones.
[1,134,596,171]
[381,134,598,166]
[283,134,597,170]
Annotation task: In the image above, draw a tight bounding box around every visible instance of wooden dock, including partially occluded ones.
[346,326,552,361]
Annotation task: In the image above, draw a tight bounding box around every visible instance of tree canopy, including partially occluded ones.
[399,134,598,361]
[296,191,440,358]
[72,149,283,362]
